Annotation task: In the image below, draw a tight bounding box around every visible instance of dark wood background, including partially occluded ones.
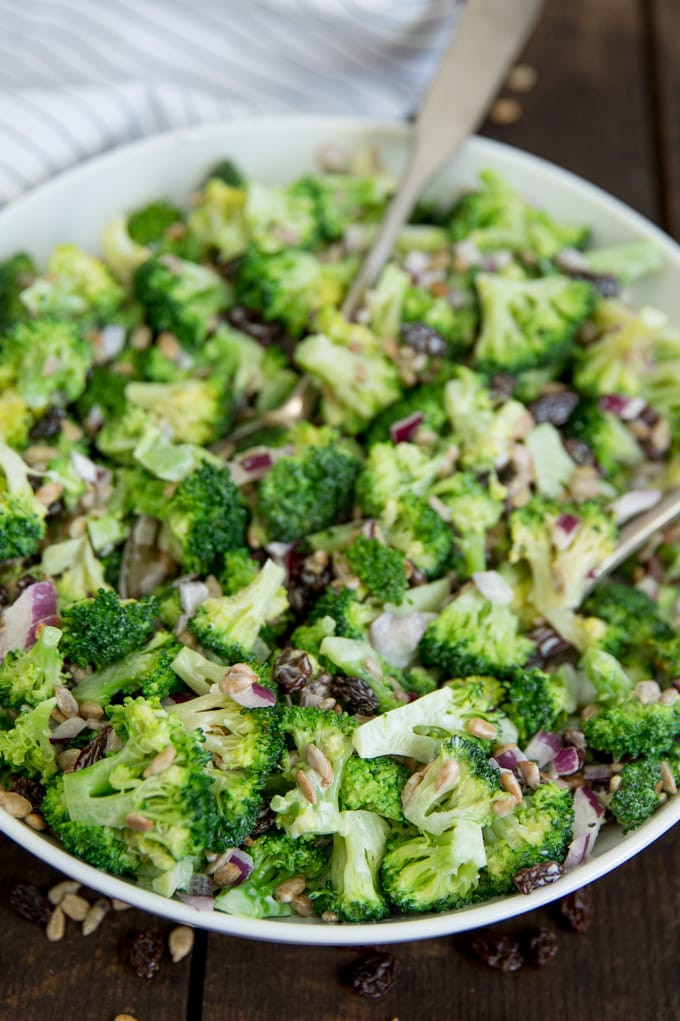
[2,2,679,1018]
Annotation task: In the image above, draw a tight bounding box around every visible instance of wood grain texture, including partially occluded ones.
[481,0,659,221]
[649,0,680,237]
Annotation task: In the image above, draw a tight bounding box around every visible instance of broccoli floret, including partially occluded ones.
[258,433,360,542]
[402,282,477,353]
[353,679,511,762]
[583,694,680,760]
[444,368,532,471]
[402,736,504,833]
[20,244,125,322]
[189,559,288,662]
[270,705,356,837]
[220,548,259,595]
[0,625,65,710]
[319,636,409,713]
[565,400,644,478]
[345,535,407,605]
[364,382,448,447]
[235,246,354,337]
[582,240,664,283]
[381,817,487,913]
[525,422,578,499]
[419,586,534,681]
[473,273,596,374]
[0,440,47,562]
[339,754,411,822]
[0,252,36,333]
[0,697,58,780]
[478,782,573,896]
[293,172,392,242]
[124,378,233,446]
[60,589,158,669]
[41,534,108,603]
[306,588,374,641]
[446,169,589,258]
[71,631,182,706]
[42,776,140,877]
[127,199,184,245]
[244,180,319,253]
[289,615,337,662]
[431,471,505,576]
[2,318,92,412]
[295,331,402,434]
[355,441,446,519]
[215,832,328,919]
[501,668,571,744]
[383,495,453,580]
[316,809,390,922]
[609,758,663,832]
[187,178,248,263]
[133,253,230,349]
[582,584,672,664]
[61,697,218,891]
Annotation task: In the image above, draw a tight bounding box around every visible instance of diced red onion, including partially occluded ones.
[553,746,582,776]
[609,489,661,524]
[572,784,604,857]
[556,248,590,273]
[524,730,563,768]
[472,570,513,606]
[370,611,430,669]
[552,513,581,551]
[454,239,483,268]
[584,763,612,783]
[226,847,254,885]
[50,716,88,743]
[599,394,646,420]
[176,893,215,912]
[230,682,276,709]
[672,677,680,693]
[564,832,590,870]
[389,412,424,445]
[493,746,528,771]
[0,580,58,658]
[528,625,571,661]
[178,580,210,616]
[238,449,274,482]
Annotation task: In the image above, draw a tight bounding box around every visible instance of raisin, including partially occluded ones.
[273,648,313,694]
[340,950,401,998]
[299,674,333,708]
[10,776,45,808]
[130,930,164,980]
[29,406,66,441]
[569,270,620,298]
[249,804,276,839]
[226,305,280,347]
[489,373,517,402]
[74,727,112,772]
[563,436,596,467]
[526,624,571,666]
[400,321,447,357]
[330,675,379,716]
[471,930,523,972]
[559,885,594,933]
[513,860,564,894]
[524,927,559,967]
[9,882,51,926]
[529,389,579,426]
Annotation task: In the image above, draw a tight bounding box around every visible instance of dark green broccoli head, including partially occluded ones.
[258,438,360,543]
[419,586,534,680]
[0,625,64,711]
[345,535,407,605]
[75,365,131,422]
[583,583,673,664]
[308,587,374,640]
[583,695,680,760]
[478,782,574,897]
[473,273,597,374]
[2,318,92,412]
[60,589,158,669]
[220,548,260,595]
[133,253,230,349]
[291,173,391,242]
[0,252,36,334]
[71,631,183,706]
[127,199,184,245]
[565,399,643,478]
[609,758,663,833]
[206,764,267,849]
[501,668,570,745]
[385,495,453,580]
[364,382,449,447]
[339,754,411,822]
[355,440,444,518]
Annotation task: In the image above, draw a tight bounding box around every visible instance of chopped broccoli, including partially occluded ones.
[125,378,233,446]
[501,667,571,744]
[525,422,577,499]
[381,817,487,913]
[189,559,288,662]
[364,382,449,447]
[0,252,36,334]
[188,178,248,263]
[478,782,573,896]
[609,758,663,832]
[582,583,672,664]
[317,809,390,922]
[220,548,259,595]
[293,172,391,242]
[20,244,124,322]
[0,391,32,448]
[0,625,65,710]
[565,399,644,478]
[270,705,356,837]
[71,631,183,706]
[60,589,158,669]
[583,693,680,760]
[244,179,319,253]
[0,697,58,781]
[582,240,664,283]
[339,754,411,822]
[0,440,47,562]
[444,368,532,471]
[319,636,409,713]
[402,281,476,353]
[431,471,505,576]
[127,199,184,245]
[355,441,446,520]
[133,253,230,349]
[1,318,92,412]
[384,494,453,580]
[419,586,534,680]
[345,535,407,605]
[307,588,376,641]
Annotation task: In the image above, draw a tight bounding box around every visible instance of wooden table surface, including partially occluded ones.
[2,3,679,1019]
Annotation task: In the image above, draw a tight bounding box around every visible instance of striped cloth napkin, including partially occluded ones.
[0,0,460,206]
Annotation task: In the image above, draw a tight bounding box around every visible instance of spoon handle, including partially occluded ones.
[341,0,543,319]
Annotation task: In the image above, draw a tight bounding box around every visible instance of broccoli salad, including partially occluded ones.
[0,155,679,925]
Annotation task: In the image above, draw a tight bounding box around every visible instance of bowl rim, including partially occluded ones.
[1,113,679,945]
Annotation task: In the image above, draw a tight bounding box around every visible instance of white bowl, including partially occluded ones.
[1,115,679,945]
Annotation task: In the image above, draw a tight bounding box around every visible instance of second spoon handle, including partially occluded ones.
[341,0,543,319]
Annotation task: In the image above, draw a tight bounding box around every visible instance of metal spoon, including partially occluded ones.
[341,0,544,319]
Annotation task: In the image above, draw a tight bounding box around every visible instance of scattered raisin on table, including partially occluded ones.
[513,860,564,894]
[471,930,523,972]
[130,930,164,980]
[9,882,51,926]
[525,927,559,968]
[340,950,401,998]
[559,886,594,933]
[330,675,379,716]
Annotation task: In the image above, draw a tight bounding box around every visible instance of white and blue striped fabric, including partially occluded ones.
[0,0,460,206]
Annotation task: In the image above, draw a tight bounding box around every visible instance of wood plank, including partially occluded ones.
[649,0,680,237]
[481,0,659,222]
[0,835,194,1019]
[201,825,680,1021]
